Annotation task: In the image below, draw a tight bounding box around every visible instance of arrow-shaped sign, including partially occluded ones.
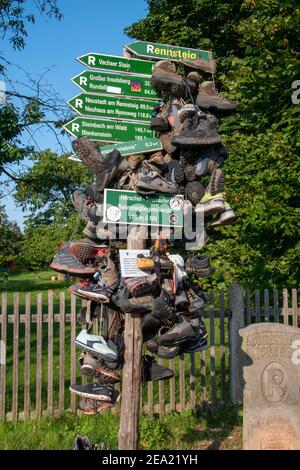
[125,41,212,62]
[71,70,159,100]
[63,117,154,143]
[77,52,154,76]
[67,93,155,122]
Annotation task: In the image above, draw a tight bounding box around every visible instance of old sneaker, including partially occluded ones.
[185,255,212,278]
[72,137,103,173]
[157,315,196,346]
[152,295,176,327]
[78,353,120,383]
[186,287,206,313]
[196,81,238,114]
[185,181,206,205]
[195,192,225,216]
[150,116,170,132]
[206,168,225,196]
[75,330,118,361]
[70,382,119,402]
[171,113,221,147]
[78,398,114,415]
[50,243,96,276]
[95,149,128,191]
[124,274,158,297]
[151,60,197,98]
[142,355,174,382]
[147,151,167,172]
[210,202,236,227]
[71,283,113,303]
[159,130,177,155]
[119,295,154,315]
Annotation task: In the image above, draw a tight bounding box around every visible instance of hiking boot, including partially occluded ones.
[178,104,199,123]
[185,255,212,277]
[95,150,128,191]
[175,290,189,309]
[183,57,217,75]
[162,278,175,298]
[151,60,197,98]
[97,257,119,289]
[119,295,154,315]
[142,314,162,342]
[180,152,196,181]
[186,287,206,313]
[210,202,236,227]
[183,316,208,352]
[185,181,206,205]
[72,137,103,173]
[195,192,225,216]
[74,435,94,449]
[196,81,238,114]
[159,130,177,155]
[124,274,158,297]
[157,315,196,346]
[83,221,99,241]
[171,113,221,147]
[78,399,114,415]
[75,330,118,361]
[150,117,170,132]
[127,154,143,170]
[157,343,182,359]
[136,171,178,195]
[71,283,113,303]
[50,243,96,276]
[206,168,225,196]
[70,382,119,402]
[147,151,167,172]
[187,71,203,84]
[164,158,185,184]
[78,353,120,383]
[159,255,174,273]
[71,190,92,222]
[142,355,174,382]
[152,295,176,327]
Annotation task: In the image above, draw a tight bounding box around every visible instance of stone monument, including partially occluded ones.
[240,322,300,450]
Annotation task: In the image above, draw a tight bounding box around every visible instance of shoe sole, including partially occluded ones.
[211,212,235,227]
[158,331,196,347]
[196,102,237,115]
[50,262,95,276]
[157,349,181,359]
[195,201,225,216]
[70,386,121,403]
[171,136,221,147]
[78,402,114,415]
[136,181,177,195]
[75,340,117,362]
[75,288,110,303]
[80,364,120,383]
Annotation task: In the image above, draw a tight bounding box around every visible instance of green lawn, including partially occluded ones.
[0,405,242,450]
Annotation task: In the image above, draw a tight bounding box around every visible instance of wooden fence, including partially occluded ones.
[0,286,298,421]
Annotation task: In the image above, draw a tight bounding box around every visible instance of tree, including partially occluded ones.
[0,205,23,269]
[126,0,300,289]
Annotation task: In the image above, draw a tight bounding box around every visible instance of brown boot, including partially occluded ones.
[196,81,238,114]
[183,57,217,75]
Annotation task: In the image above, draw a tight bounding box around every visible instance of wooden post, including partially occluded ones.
[118,225,147,450]
[229,283,245,404]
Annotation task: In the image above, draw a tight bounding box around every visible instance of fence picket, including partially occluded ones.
[219,291,226,403]
[12,293,19,421]
[158,358,164,418]
[292,289,298,328]
[24,293,31,419]
[209,292,216,409]
[283,289,289,325]
[70,294,77,413]
[200,350,207,407]
[264,289,270,322]
[255,290,261,322]
[179,353,185,414]
[189,353,195,412]
[273,289,279,322]
[59,293,65,413]
[245,288,251,325]
[169,359,175,412]
[47,291,53,415]
[147,381,153,417]
[36,293,43,418]
[0,293,7,420]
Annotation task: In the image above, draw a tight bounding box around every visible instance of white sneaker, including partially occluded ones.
[75,330,118,361]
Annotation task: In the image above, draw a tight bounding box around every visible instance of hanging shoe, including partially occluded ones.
[196,81,238,114]
[70,382,119,402]
[142,355,174,382]
[151,60,197,98]
[210,202,236,227]
[157,315,196,346]
[171,113,221,148]
[75,330,118,361]
[195,192,225,216]
[78,353,120,383]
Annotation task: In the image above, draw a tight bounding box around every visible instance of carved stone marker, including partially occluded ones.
[240,322,300,450]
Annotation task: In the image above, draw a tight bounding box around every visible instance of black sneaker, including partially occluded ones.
[70,382,119,403]
[142,313,162,342]
[71,283,113,303]
[142,355,174,382]
[157,315,196,346]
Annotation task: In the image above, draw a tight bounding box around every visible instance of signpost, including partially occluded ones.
[63,117,154,142]
[104,189,184,228]
[125,40,212,62]
[77,52,154,75]
[67,93,155,122]
[72,70,159,100]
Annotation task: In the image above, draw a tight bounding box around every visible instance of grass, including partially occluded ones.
[0,405,243,450]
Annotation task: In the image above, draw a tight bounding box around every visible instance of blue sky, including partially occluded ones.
[1,0,148,229]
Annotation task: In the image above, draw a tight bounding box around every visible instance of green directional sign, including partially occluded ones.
[126,41,212,62]
[72,70,159,100]
[68,138,162,162]
[77,53,154,76]
[67,93,155,122]
[63,117,154,143]
[104,189,184,228]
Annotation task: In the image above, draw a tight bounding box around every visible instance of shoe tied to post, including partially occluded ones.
[142,355,174,382]
[196,81,238,114]
[195,192,225,216]
[210,202,236,227]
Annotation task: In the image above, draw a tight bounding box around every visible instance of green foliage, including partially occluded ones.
[126,0,300,289]
[0,206,23,269]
